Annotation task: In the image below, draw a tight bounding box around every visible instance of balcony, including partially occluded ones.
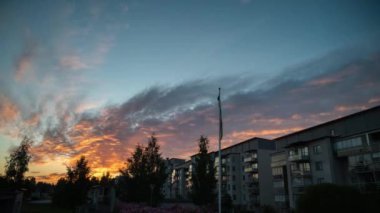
[248,177,259,184]
[288,154,309,162]
[336,145,369,157]
[292,177,312,188]
[291,169,311,177]
[248,182,259,190]
[350,162,380,173]
[244,153,258,163]
[244,166,258,173]
[292,186,306,194]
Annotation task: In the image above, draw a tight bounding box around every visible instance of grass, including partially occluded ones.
[22,203,71,213]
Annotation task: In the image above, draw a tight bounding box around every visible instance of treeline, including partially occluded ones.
[1,134,217,211]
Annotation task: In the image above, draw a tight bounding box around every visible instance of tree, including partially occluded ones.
[191,136,216,206]
[100,171,112,187]
[296,183,363,213]
[5,136,33,187]
[53,156,91,208]
[118,134,167,206]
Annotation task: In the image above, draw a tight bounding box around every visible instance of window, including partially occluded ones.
[315,161,323,171]
[369,131,380,144]
[232,166,235,171]
[313,145,321,154]
[233,194,236,201]
[272,167,282,176]
[232,185,236,190]
[252,173,259,180]
[273,181,284,188]
[232,175,236,181]
[290,164,298,172]
[373,152,380,162]
[275,195,286,202]
[301,147,309,156]
[242,175,245,180]
[301,162,311,172]
[336,137,363,150]
[317,177,324,184]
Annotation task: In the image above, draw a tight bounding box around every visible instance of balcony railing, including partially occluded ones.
[244,166,258,173]
[244,155,258,163]
[336,145,369,157]
[291,169,311,177]
[350,162,380,173]
[288,154,310,162]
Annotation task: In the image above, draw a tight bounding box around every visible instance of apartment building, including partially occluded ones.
[171,160,192,200]
[271,106,380,211]
[164,158,186,200]
[211,137,276,211]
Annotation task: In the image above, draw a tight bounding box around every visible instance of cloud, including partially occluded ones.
[14,40,37,81]
[6,48,380,183]
[35,172,65,184]
[60,56,89,70]
[0,95,20,126]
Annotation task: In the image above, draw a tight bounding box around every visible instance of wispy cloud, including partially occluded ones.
[14,40,37,81]
[60,56,89,71]
[24,49,380,182]
[2,44,380,182]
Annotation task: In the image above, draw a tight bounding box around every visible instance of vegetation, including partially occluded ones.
[22,203,71,213]
[118,134,167,206]
[190,136,216,206]
[52,156,92,209]
[296,183,363,213]
[4,136,33,188]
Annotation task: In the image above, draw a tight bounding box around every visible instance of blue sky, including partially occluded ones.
[0,0,380,182]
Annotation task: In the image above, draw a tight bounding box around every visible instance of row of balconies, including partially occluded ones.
[290,169,311,177]
[244,165,258,173]
[288,154,310,162]
[244,152,258,163]
[350,162,380,173]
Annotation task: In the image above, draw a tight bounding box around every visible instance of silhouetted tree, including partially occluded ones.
[119,134,167,206]
[100,171,112,186]
[191,136,216,206]
[53,156,91,209]
[5,136,32,187]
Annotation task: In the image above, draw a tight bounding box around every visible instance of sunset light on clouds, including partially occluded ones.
[1,0,380,183]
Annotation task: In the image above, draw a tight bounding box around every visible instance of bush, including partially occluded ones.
[296,183,362,213]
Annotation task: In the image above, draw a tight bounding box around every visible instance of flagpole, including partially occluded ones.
[218,88,223,213]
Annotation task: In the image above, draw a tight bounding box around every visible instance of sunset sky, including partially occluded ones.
[1,0,380,183]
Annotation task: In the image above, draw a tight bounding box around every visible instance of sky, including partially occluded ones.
[0,0,380,183]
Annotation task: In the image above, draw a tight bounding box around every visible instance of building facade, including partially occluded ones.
[271,106,380,211]
[164,106,380,212]
[212,138,276,211]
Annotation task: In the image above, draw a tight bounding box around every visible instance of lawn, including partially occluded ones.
[21,203,71,213]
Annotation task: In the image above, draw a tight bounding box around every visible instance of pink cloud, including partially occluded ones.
[14,41,36,81]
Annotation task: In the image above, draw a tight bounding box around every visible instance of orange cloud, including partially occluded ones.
[35,172,65,184]
[0,95,19,125]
